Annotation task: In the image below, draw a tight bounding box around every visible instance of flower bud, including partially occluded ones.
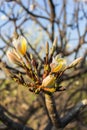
[7,49,21,65]
[68,57,83,68]
[50,54,66,73]
[42,75,56,88]
[30,4,36,11]
[50,37,57,56]
[13,36,27,55]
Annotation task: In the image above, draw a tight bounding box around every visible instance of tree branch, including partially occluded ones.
[45,94,61,129]
[48,0,55,42]
[0,106,33,130]
[44,98,87,129]
[61,99,87,127]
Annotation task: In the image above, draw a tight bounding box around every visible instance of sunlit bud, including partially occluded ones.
[50,54,66,73]
[30,4,36,11]
[50,37,57,56]
[42,75,56,88]
[7,49,21,65]
[30,53,34,60]
[13,36,27,55]
[68,57,83,68]
[53,37,57,47]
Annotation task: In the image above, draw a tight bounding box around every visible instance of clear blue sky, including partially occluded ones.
[0,0,87,60]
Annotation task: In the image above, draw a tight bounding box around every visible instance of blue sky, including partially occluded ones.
[0,0,87,60]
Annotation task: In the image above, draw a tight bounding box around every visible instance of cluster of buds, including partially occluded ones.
[6,36,83,94]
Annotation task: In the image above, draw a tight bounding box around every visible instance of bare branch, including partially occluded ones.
[0,106,33,130]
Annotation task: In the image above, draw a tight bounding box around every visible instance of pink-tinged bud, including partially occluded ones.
[13,36,27,55]
[42,75,56,88]
[7,49,21,65]
[68,57,83,68]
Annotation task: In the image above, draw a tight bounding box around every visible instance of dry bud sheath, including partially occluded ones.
[46,42,49,55]
[49,37,57,58]
[45,94,61,128]
[46,42,49,64]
